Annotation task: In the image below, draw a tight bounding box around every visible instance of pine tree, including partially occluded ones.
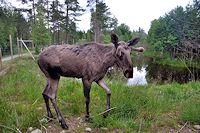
[0,5,17,48]
[114,23,132,42]
[64,0,84,43]
[87,0,114,42]
[19,0,36,23]
[32,4,51,52]
[49,0,64,44]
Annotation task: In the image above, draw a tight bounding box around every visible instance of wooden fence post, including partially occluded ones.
[17,37,20,57]
[0,48,2,70]
[31,41,35,50]
[20,39,35,60]
[20,37,23,55]
[9,34,13,60]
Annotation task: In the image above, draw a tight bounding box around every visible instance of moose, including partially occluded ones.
[38,34,144,129]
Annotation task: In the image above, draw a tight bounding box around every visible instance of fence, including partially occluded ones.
[1,36,34,56]
[0,35,34,70]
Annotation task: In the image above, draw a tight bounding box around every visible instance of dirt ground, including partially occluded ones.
[34,116,200,133]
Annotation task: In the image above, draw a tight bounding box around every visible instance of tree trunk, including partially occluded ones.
[32,0,36,23]
[47,0,50,29]
[65,5,69,44]
[94,17,97,42]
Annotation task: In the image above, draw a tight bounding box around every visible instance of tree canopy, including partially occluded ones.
[147,0,200,58]
[1,0,199,60]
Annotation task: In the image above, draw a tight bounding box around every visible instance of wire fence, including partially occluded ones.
[1,40,34,58]
[0,36,35,70]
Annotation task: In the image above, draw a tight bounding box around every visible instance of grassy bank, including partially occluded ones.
[0,57,200,132]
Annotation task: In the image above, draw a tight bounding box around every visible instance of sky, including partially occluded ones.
[77,0,193,33]
[8,0,193,33]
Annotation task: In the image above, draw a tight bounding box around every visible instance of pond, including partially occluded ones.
[127,64,200,86]
[126,55,200,86]
[127,66,147,86]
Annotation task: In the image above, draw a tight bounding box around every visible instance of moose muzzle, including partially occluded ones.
[124,68,133,78]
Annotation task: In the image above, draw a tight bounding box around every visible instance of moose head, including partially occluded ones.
[111,34,143,78]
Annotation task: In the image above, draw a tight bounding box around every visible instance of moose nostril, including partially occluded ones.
[124,68,133,78]
[124,70,129,75]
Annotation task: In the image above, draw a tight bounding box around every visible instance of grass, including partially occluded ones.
[0,57,200,132]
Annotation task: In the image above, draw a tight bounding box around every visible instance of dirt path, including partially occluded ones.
[2,53,30,62]
[33,117,199,133]
[38,116,116,133]
[1,53,34,76]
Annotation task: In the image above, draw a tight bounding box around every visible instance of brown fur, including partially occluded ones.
[38,34,143,129]
[38,43,116,82]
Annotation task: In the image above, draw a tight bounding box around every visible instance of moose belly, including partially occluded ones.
[60,64,83,78]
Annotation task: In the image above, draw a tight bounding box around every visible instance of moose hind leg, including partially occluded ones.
[82,79,91,120]
[42,81,54,120]
[97,79,111,118]
[47,78,68,129]
[51,99,68,129]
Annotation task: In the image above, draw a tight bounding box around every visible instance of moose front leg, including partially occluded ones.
[97,79,111,118]
[82,79,92,120]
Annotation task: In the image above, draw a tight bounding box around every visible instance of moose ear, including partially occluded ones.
[111,33,119,48]
[128,37,140,46]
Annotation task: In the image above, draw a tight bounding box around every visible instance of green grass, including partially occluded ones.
[0,57,200,132]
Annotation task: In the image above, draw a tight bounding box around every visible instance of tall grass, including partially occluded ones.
[0,57,200,132]
[0,58,45,133]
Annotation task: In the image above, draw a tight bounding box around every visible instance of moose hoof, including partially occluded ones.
[60,121,69,129]
[47,115,54,122]
[85,115,92,122]
[103,113,108,118]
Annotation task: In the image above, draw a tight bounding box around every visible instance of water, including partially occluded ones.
[127,63,200,85]
[146,63,200,84]
[106,54,200,85]
[127,67,147,86]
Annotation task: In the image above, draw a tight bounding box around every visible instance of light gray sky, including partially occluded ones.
[78,0,193,33]
[8,0,193,33]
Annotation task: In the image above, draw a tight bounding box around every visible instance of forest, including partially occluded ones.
[0,0,199,60]
[0,0,146,49]
[148,0,200,59]
[0,0,144,55]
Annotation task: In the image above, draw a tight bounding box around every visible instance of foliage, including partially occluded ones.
[17,0,85,44]
[114,23,147,42]
[32,4,51,48]
[1,0,147,47]
[15,12,31,39]
[147,1,200,59]
[102,33,110,44]
[0,1,32,53]
[114,23,132,42]
[63,0,85,43]
[49,0,64,44]
[144,50,200,69]
[88,0,118,42]
[147,7,184,51]
[0,6,16,47]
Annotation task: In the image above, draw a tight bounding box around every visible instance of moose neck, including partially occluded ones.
[102,45,117,70]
